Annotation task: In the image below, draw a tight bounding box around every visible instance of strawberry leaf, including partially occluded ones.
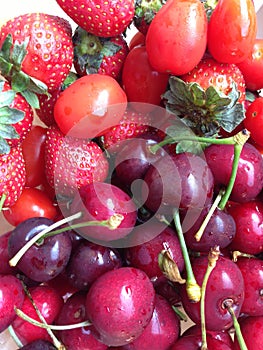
[0,123,19,139]
[0,106,25,124]
[0,138,10,154]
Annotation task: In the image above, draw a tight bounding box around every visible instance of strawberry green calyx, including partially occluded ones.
[134,0,167,33]
[0,81,25,154]
[0,34,48,109]
[163,76,245,139]
[201,0,218,20]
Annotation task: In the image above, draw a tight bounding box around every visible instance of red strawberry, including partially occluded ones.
[0,80,34,154]
[0,13,74,98]
[0,145,26,208]
[99,109,152,153]
[162,56,247,138]
[56,0,135,37]
[73,27,129,81]
[44,125,109,196]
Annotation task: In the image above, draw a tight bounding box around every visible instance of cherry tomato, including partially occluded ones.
[244,97,263,148]
[207,0,257,64]
[145,0,208,75]
[122,45,169,106]
[54,74,127,139]
[237,38,263,91]
[22,125,47,188]
[3,187,58,227]
[128,31,145,50]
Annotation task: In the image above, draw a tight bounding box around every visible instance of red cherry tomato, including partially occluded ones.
[244,97,263,148]
[237,38,263,91]
[207,0,257,64]
[145,0,208,75]
[3,187,58,227]
[22,125,47,188]
[54,74,128,139]
[128,31,145,50]
[122,45,169,106]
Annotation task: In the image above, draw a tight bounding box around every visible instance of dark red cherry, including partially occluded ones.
[8,217,72,282]
[85,266,155,347]
[124,220,184,279]
[19,340,57,349]
[236,257,263,316]
[55,291,107,350]
[204,142,263,203]
[117,294,181,350]
[180,255,244,331]
[65,240,123,291]
[169,333,234,349]
[232,316,263,349]
[142,152,214,214]
[0,231,17,275]
[227,200,263,255]
[0,274,25,332]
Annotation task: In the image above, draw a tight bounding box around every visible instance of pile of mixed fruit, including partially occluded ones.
[0,0,263,349]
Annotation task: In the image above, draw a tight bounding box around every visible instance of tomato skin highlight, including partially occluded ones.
[54,74,127,139]
[237,38,263,91]
[145,0,208,75]
[207,0,257,64]
[244,97,263,148]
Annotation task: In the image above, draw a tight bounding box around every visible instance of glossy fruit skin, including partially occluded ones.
[119,294,181,350]
[19,340,57,350]
[244,97,263,147]
[204,142,263,203]
[8,217,72,282]
[11,285,64,345]
[0,274,25,332]
[170,333,233,350]
[237,38,263,91]
[0,231,17,275]
[56,291,108,350]
[124,220,184,279]
[121,45,169,106]
[3,187,58,227]
[207,0,257,64]
[22,125,47,188]
[85,267,156,347]
[54,74,127,139]
[180,255,244,331]
[227,201,263,255]
[232,316,263,349]
[236,257,263,316]
[145,0,207,75]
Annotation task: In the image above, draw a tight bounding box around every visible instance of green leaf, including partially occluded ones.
[0,56,13,76]
[0,137,11,155]
[11,70,30,93]
[20,90,40,109]
[0,90,16,108]
[11,37,29,67]
[0,106,25,124]
[100,39,122,58]
[216,103,245,133]
[0,123,19,139]
[0,34,13,61]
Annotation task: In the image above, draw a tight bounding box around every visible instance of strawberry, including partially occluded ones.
[73,27,129,81]
[0,80,34,154]
[44,125,109,196]
[55,0,135,37]
[0,145,26,208]
[99,109,152,153]
[0,13,74,104]
[162,56,247,139]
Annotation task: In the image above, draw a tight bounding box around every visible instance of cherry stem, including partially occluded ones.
[194,190,224,242]
[20,280,65,350]
[224,301,248,350]
[8,325,23,348]
[173,208,201,302]
[9,211,124,267]
[0,193,6,211]
[15,307,92,330]
[232,251,256,262]
[172,305,188,322]
[200,246,220,350]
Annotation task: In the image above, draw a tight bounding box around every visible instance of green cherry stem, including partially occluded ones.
[200,246,220,350]
[0,193,6,212]
[173,208,201,303]
[8,325,24,348]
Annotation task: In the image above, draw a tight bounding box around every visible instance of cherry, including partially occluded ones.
[65,240,123,291]
[180,255,244,331]
[124,219,184,279]
[11,285,64,345]
[204,142,263,203]
[116,294,181,350]
[85,266,155,347]
[142,151,214,214]
[227,200,263,255]
[0,274,25,332]
[0,231,17,275]
[235,257,263,316]
[169,333,234,349]
[8,217,72,282]
[232,316,263,349]
[55,291,107,350]
[69,181,137,244]
[152,275,182,306]
[19,339,57,349]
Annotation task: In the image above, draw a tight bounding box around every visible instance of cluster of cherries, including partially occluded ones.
[1,98,263,350]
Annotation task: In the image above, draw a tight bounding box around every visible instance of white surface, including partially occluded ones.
[0,1,262,349]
